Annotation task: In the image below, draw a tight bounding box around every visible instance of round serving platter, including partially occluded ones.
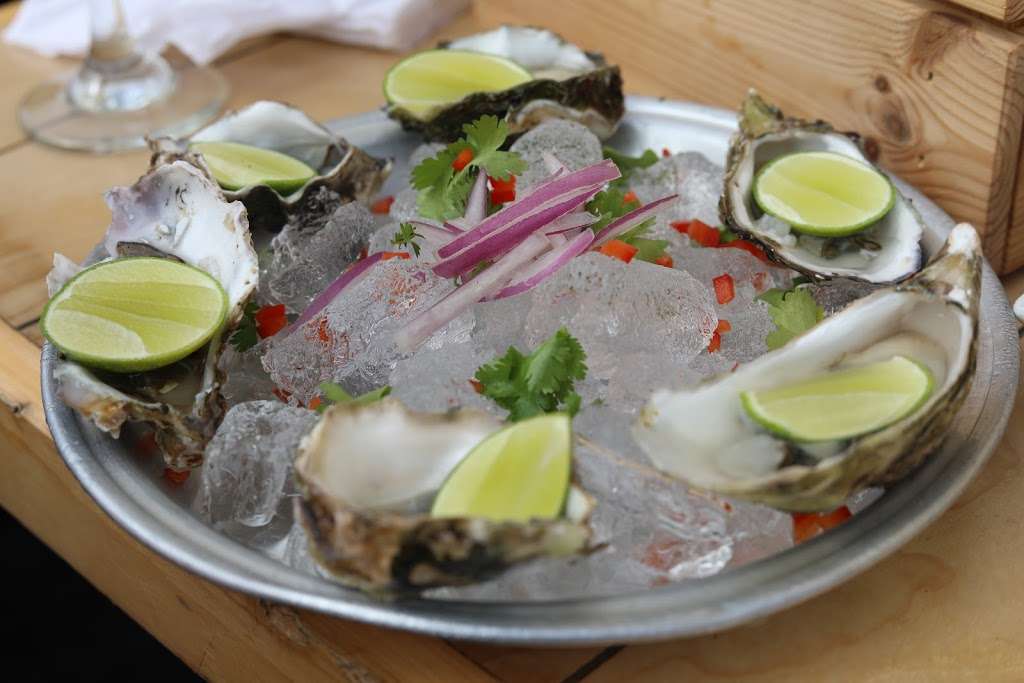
[41,96,1019,645]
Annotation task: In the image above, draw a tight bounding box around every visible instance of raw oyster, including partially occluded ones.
[720,91,924,284]
[390,26,624,142]
[633,223,980,511]
[150,100,390,231]
[293,399,594,591]
[50,161,259,470]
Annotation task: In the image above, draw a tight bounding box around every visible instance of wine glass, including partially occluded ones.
[17,0,229,153]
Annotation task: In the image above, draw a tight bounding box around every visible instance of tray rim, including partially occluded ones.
[40,96,1020,645]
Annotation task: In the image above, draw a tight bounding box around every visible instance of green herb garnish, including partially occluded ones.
[411,115,526,221]
[603,147,659,180]
[229,301,260,352]
[316,382,391,413]
[474,328,587,422]
[757,286,824,350]
[392,222,423,257]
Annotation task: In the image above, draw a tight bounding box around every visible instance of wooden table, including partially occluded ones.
[2,4,1023,681]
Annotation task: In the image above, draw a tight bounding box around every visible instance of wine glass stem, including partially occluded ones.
[86,0,136,66]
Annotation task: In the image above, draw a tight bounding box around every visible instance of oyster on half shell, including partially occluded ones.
[720,91,924,284]
[633,224,980,512]
[391,26,625,142]
[50,161,259,470]
[150,101,390,231]
[294,399,594,591]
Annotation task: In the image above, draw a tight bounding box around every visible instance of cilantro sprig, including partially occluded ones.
[391,222,423,257]
[411,115,526,221]
[316,382,391,413]
[474,328,587,422]
[757,286,824,350]
[229,301,260,352]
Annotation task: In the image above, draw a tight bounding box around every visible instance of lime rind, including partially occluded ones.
[190,141,317,195]
[41,257,229,373]
[740,356,934,443]
[752,151,896,238]
[431,413,572,522]
[384,49,534,121]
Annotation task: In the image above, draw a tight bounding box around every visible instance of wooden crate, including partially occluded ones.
[475,0,1024,273]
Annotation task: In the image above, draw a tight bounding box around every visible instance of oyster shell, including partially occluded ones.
[633,223,980,511]
[391,26,624,142]
[720,91,924,284]
[294,399,594,591]
[150,100,390,231]
[50,161,259,470]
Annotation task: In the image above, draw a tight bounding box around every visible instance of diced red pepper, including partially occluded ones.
[717,319,731,333]
[163,467,190,485]
[307,396,322,411]
[687,220,720,247]
[370,196,394,215]
[721,238,769,263]
[468,378,484,394]
[452,147,474,172]
[598,239,639,263]
[707,330,722,353]
[358,246,369,261]
[316,317,332,344]
[488,174,516,192]
[254,304,288,338]
[623,190,639,205]
[272,387,292,403]
[653,254,674,268]
[490,187,516,204]
[670,220,690,235]
[713,273,735,305]
[793,506,852,544]
[662,147,671,157]
[381,251,411,260]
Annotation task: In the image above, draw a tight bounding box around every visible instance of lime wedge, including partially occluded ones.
[190,141,316,194]
[753,151,895,237]
[42,257,228,373]
[384,49,533,120]
[431,413,572,522]
[740,356,933,442]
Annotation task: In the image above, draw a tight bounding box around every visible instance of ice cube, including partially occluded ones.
[261,259,456,404]
[388,340,499,415]
[193,401,318,529]
[218,342,278,408]
[264,201,376,313]
[630,152,724,226]
[510,119,603,190]
[388,187,422,223]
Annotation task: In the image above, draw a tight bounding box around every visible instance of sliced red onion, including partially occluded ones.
[437,159,619,258]
[463,171,488,226]
[486,229,595,301]
[544,210,598,235]
[443,220,466,233]
[283,252,385,337]
[432,186,600,279]
[405,221,457,247]
[592,194,679,247]
[395,233,550,352]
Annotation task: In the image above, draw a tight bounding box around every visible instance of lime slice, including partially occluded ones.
[753,151,895,237]
[740,356,933,442]
[384,49,533,120]
[42,257,228,373]
[431,413,572,521]
[190,141,316,194]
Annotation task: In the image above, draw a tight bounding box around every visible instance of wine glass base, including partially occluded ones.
[19,64,229,153]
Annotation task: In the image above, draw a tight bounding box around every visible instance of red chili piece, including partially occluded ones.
[653,254,674,268]
[452,147,474,172]
[255,304,287,338]
[370,196,395,214]
[793,506,852,544]
[381,251,411,260]
[623,190,639,205]
[670,220,690,235]
[163,468,190,485]
[713,273,735,305]
[598,239,639,263]
[687,220,720,247]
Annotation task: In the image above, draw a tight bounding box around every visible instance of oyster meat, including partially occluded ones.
[51,161,259,470]
[720,91,924,284]
[391,26,624,142]
[293,398,594,591]
[150,100,390,231]
[633,224,980,511]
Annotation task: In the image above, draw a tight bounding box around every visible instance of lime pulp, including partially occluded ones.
[190,141,316,194]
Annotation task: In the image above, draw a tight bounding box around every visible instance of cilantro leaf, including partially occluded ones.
[392,222,423,257]
[757,287,824,350]
[474,328,588,422]
[316,382,391,413]
[603,147,659,175]
[587,187,636,232]
[410,115,525,221]
[229,301,260,352]
[631,237,670,262]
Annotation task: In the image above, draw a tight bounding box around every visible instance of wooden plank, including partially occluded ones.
[0,320,500,682]
[476,0,1024,272]
[1002,113,1024,272]
[948,0,1024,23]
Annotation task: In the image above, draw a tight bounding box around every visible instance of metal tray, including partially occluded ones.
[41,97,1020,645]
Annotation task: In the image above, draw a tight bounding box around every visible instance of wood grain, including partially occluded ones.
[476,0,1024,271]
[950,0,1024,23]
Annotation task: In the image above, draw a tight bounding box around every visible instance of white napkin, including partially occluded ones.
[3,0,470,65]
